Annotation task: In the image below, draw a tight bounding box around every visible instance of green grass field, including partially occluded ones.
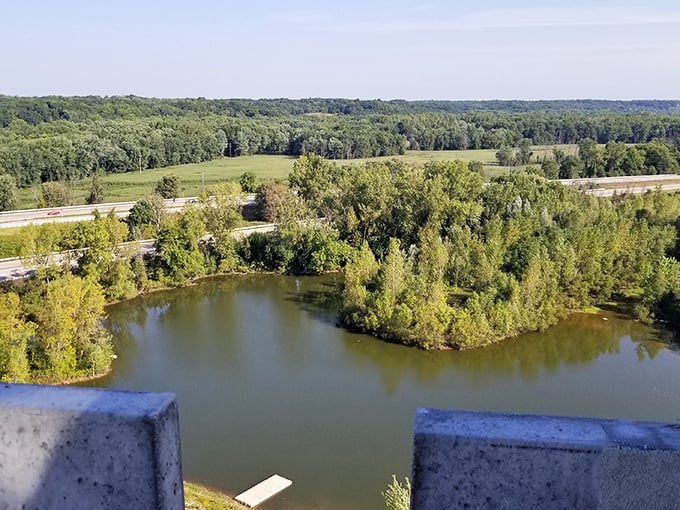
[337,145,576,178]
[15,146,577,209]
[15,155,299,208]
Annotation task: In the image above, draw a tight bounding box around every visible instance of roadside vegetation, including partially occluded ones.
[2,95,680,381]
[2,96,680,210]
[4,154,680,384]
[8,148,547,209]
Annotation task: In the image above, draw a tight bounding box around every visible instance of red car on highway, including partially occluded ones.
[47,210,61,216]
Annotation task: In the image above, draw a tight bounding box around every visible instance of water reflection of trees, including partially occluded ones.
[327,309,665,394]
[284,280,342,326]
[105,274,321,375]
[104,275,670,397]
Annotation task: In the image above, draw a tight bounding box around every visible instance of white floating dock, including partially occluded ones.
[235,474,293,507]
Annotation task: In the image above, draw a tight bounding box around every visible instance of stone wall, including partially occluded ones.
[0,384,183,510]
[411,408,680,510]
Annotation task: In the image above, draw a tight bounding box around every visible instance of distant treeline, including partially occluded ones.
[1,96,680,189]
[2,96,680,123]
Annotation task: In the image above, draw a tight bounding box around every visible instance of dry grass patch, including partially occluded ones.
[184,482,248,510]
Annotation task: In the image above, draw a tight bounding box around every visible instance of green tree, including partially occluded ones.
[639,256,680,324]
[0,292,35,383]
[559,155,584,179]
[0,174,18,211]
[288,154,341,212]
[155,208,206,285]
[34,274,113,379]
[200,183,242,236]
[127,195,166,237]
[516,138,533,165]
[341,242,379,328]
[578,138,604,177]
[604,141,627,176]
[496,145,515,166]
[69,212,136,300]
[541,160,559,179]
[199,183,243,269]
[622,147,644,175]
[19,223,63,278]
[39,181,72,208]
[468,160,484,173]
[85,170,105,205]
[154,174,180,199]
[641,141,680,174]
[372,238,413,338]
[239,171,258,193]
[256,181,305,223]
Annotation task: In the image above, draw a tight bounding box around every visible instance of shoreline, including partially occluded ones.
[34,270,665,387]
[33,366,113,387]
[184,481,247,510]
[105,270,664,351]
[103,270,280,308]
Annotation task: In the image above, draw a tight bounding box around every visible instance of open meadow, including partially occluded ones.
[14,146,577,209]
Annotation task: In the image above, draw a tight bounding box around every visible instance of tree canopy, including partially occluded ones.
[1,96,679,190]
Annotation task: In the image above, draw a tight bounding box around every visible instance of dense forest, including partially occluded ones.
[286,157,680,349]
[3,96,680,123]
[4,156,680,384]
[1,96,680,193]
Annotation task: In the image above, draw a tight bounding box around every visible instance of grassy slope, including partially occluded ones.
[15,155,299,208]
[14,146,577,209]
[184,482,248,510]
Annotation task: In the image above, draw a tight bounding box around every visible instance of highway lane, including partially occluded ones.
[0,224,275,281]
[0,194,257,229]
[0,259,34,281]
[2,177,678,230]
[587,183,680,197]
[560,174,680,187]
[2,177,679,279]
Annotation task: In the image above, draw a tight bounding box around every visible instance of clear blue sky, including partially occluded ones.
[3,0,680,99]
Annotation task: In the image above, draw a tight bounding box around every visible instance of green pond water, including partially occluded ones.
[88,274,680,510]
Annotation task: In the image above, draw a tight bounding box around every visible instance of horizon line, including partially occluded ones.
[1,94,680,103]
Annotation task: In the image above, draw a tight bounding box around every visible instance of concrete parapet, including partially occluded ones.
[0,383,183,510]
[411,408,680,510]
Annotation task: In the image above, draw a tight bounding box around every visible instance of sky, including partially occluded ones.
[2,0,680,100]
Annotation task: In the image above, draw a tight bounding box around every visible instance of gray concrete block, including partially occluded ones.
[598,447,680,510]
[411,408,680,510]
[0,383,183,510]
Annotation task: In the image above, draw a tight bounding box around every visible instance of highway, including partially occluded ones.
[2,175,680,280]
[557,174,680,197]
[587,183,680,197]
[0,194,257,229]
[2,176,679,230]
[560,174,680,187]
[0,223,275,281]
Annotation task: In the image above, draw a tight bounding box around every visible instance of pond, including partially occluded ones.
[88,274,680,510]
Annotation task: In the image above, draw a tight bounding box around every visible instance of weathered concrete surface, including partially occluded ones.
[411,408,680,510]
[0,383,183,510]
